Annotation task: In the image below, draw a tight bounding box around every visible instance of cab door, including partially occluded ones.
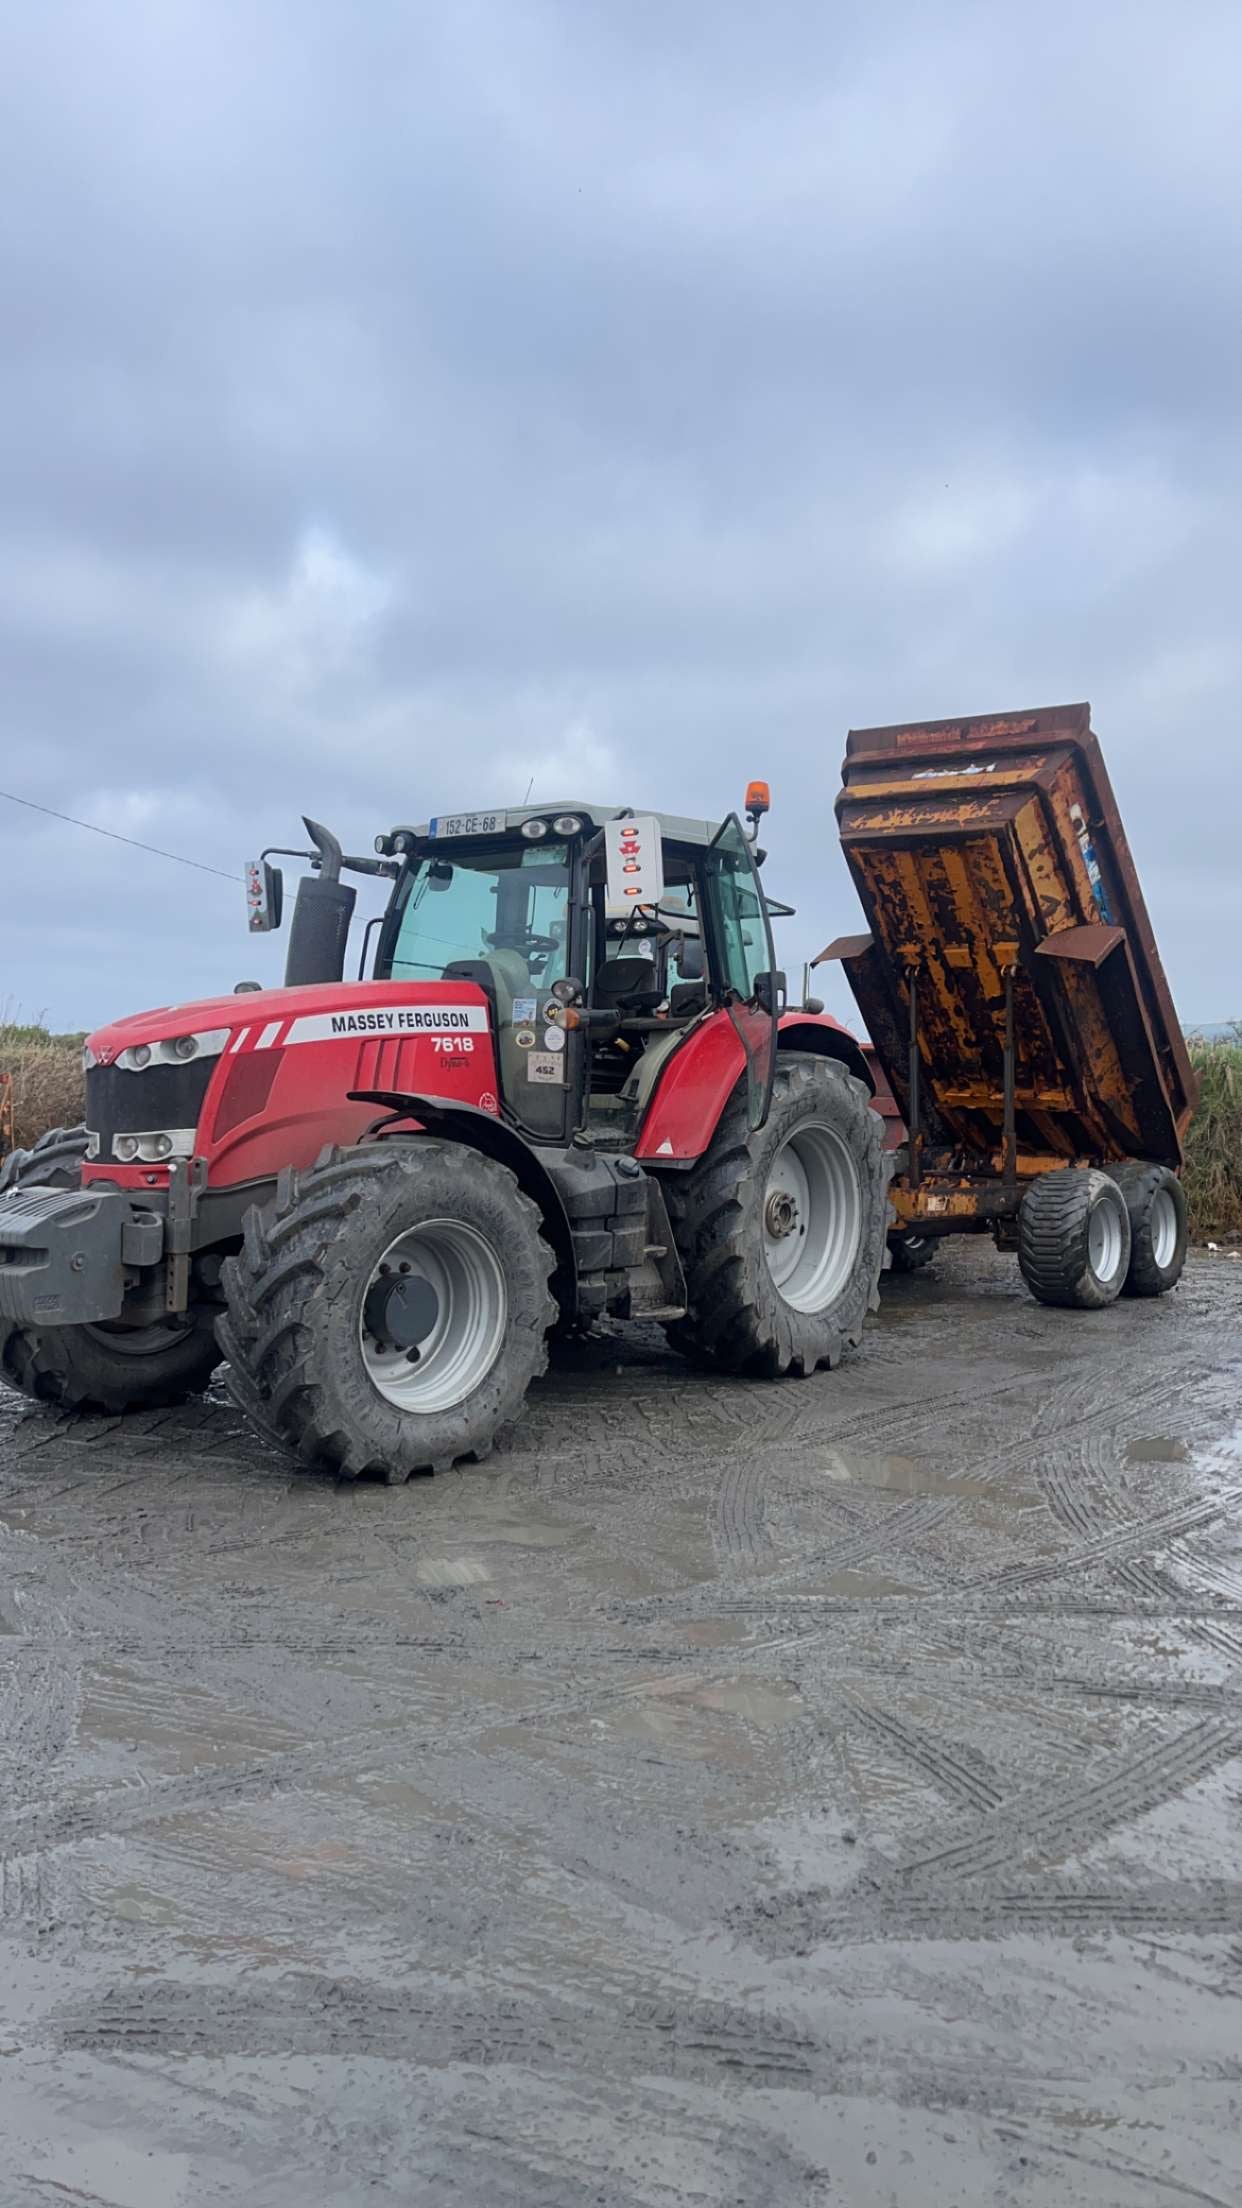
[704,813,782,1129]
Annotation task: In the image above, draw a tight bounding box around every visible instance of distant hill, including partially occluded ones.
[1185,1021,1241,1041]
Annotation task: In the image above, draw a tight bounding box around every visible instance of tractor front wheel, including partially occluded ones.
[0,1123,221,1412]
[217,1142,557,1480]
[2,1317,221,1414]
[663,1054,888,1377]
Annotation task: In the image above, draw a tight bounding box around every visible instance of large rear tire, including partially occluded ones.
[1017,1168,1131,1310]
[663,1055,887,1377]
[1110,1161,1189,1297]
[0,1124,220,1411]
[217,1143,557,1481]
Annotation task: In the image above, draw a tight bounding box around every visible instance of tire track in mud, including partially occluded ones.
[54,1979,829,2087]
[840,1694,1005,1813]
[888,1712,1242,1887]
[642,1360,1233,1623]
[752,1880,1242,1950]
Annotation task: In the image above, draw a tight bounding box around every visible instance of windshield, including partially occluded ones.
[380,841,571,986]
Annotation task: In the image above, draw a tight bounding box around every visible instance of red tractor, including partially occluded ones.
[0,792,888,1478]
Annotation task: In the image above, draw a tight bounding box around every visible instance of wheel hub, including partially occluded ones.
[765,1189,799,1240]
[362,1271,440,1354]
[762,1118,863,1313]
[359,1218,508,1413]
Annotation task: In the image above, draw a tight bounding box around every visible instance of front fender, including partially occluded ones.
[347,1089,575,1308]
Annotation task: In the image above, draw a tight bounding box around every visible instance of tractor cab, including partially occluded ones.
[366,797,784,1147]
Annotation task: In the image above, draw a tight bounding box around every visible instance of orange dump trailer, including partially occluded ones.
[818,703,1198,1307]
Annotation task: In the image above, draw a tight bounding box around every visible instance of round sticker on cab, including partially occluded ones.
[514,1027,536,1050]
[542,1025,566,1053]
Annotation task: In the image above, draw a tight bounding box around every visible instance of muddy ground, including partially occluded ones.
[1,1244,1241,2207]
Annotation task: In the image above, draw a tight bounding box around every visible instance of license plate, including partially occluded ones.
[429,811,501,839]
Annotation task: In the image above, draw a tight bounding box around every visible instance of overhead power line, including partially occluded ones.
[0,787,238,883]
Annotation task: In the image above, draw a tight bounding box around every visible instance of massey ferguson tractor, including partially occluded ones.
[0,703,1196,1482]
[0,791,889,1478]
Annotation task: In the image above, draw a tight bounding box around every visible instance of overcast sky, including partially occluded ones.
[2,0,1239,1035]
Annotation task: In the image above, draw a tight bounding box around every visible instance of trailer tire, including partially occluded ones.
[663,1055,887,1378]
[218,1142,557,1481]
[1109,1162,1189,1297]
[1017,1168,1131,1310]
[888,1230,936,1274]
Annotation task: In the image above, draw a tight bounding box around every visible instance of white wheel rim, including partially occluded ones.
[1150,1186,1179,1270]
[763,1120,862,1313]
[359,1218,508,1413]
[1088,1191,1125,1285]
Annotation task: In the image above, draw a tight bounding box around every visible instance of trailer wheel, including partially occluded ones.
[888,1231,936,1274]
[1017,1168,1131,1310]
[218,1142,557,1481]
[663,1055,887,1377]
[1109,1162,1189,1297]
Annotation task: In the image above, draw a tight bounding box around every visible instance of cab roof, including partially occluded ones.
[390,802,726,851]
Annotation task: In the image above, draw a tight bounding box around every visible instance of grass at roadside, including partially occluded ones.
[1183,1032,1242,1242]
[0,1019,86,1151]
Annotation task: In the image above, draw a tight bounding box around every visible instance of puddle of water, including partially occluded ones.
[680,1617,754,1651]
[415,1555,491,1587]
[1128,1436,1190,1465]
[451,1513,588,1550]
[822,1568,925,1599]
[815,1445,1010,1501]
[26,2137,191,2208]
[685,1676,803,1727]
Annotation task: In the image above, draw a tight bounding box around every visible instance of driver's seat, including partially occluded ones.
[443,950,531,1028]
[594,955,663,1015]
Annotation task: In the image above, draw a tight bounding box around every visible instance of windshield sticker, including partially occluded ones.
[527,1052,564,1085]
[511,997,537,1024]
[514,1027,536,1050]
[541,1025,565,1053]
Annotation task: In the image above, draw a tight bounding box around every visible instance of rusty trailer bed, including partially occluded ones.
[818,703,1197,1235]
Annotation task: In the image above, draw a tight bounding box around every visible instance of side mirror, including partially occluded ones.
[753,969,786,1017]
[245,859,283,933]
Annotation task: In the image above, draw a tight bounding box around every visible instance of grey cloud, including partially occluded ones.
[2,0,1239,1031]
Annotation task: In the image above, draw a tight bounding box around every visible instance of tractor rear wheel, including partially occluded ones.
[217,1142,557,1481]
[1017,1168,1131,1309]
[1110,1162,1189,1297]
[0,1124,221,1412]
[663,1054,887,1377]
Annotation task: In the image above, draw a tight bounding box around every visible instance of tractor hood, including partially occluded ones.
[81,978,500,1191]
[85,980,492,1066]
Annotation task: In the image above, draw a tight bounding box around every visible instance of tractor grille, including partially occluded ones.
[86,1058,216,1160]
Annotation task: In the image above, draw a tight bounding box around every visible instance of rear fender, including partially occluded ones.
[348,1089,575,1308]
[633,1011,872,1165]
